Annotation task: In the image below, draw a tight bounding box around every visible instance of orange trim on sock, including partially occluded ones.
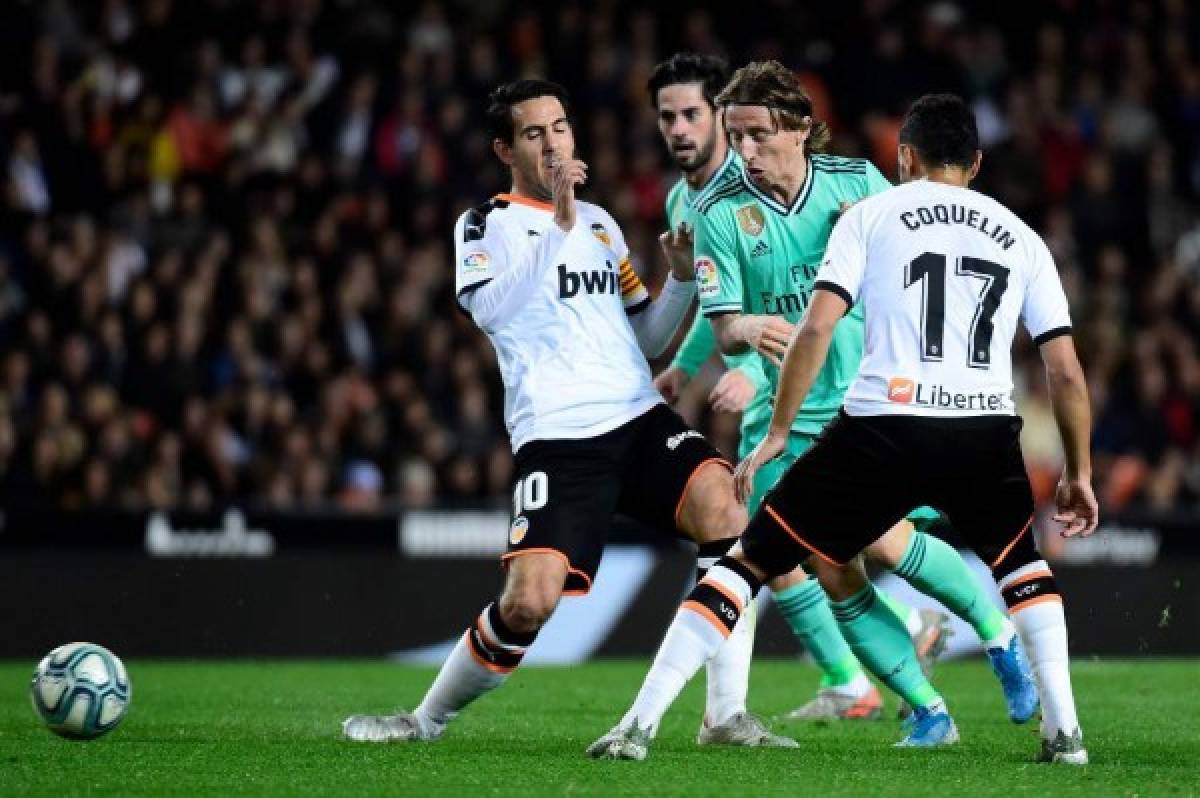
[500,547,593,594]
[675,457,733,529]
[1008,593,1063,615]
[463,630,516,675]
[764,505,843,566]
[698,576,744,615]
[496,192,553,212]
[1004,569,1054,589]
[474,616,500,650]
[991,515,1035,569]
[682,600,732,639]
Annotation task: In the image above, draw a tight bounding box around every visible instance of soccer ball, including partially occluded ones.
[30,642,131,740]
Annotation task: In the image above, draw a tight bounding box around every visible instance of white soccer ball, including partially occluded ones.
[30,642,131,740]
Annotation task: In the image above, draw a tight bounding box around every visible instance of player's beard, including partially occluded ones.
[673,134,717,175]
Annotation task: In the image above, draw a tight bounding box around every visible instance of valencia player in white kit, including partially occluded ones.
[342,79,794,747]
[595,94,1097,763]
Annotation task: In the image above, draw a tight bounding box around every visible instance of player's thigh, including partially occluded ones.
[504,439,620,596]
[743,414,914,575]
[616,404,736,540]
[934,418,1036,569]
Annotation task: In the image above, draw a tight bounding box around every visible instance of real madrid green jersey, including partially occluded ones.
[693,153,892,434]
[664,152,770,428]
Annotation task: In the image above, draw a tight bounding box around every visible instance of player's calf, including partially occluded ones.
[342,601,541,743]
[344,555,564,743]
[994,557,1086,763]
[592,556,763,754]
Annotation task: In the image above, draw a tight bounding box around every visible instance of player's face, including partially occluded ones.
[724,104,808,189]
[656,83,718,173]
[496,95,575,201]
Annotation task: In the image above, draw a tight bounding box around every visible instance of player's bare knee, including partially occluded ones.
[811,555,867,601]
[864,519,913,569]
[683,466,746,542]
[498,585,559,634]
[766,566,809,593]
[499,555,566,633]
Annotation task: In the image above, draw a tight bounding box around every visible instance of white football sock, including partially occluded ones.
[415,607,528,730]
[829,671,872,698]
[984,617,1017,651]
[621,565,755,735]
[1000,561,1081,740]
[704,591,757,726]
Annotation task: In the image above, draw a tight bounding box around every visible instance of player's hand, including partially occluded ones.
[741,315,795,368]
[550,157,588,232]
[654,366,690,404]
[733,430,787,504]
[709,368,755,414]
[659,222,695,282]
[1053,474,1099,537]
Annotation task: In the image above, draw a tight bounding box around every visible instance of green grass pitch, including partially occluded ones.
[2,659,1197,796]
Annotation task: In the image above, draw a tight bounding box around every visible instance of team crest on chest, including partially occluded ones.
[590,222,612,246]
[736,204,766,236]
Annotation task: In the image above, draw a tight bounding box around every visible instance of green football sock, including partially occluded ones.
[876,590,918,631]
[773,580,864,688]
[830,585,941,710]
[893,530,1008,643]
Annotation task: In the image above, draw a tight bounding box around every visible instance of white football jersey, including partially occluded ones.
[453,193,661,450]
[816,180,1072,418]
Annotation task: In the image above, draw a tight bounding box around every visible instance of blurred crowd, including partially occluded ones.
[1,0,1198,513]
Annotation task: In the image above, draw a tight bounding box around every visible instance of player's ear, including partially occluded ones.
[897,144,914,181]
[493,138,514,167]
[967,150,982,182]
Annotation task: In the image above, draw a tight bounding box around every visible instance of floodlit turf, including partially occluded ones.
[1,659,1197,796]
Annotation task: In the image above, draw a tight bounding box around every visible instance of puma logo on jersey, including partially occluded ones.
[666,430,704,450]
[558,261,619,298]
[888,378,915,403]
[751,240,772,258]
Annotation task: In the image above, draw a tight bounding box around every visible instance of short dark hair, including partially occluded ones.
[647,52,730,109]
[486,79,571,144]
[898,94,980,169]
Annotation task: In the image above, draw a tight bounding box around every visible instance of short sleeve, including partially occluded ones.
[814,203,867,307]
[695,207,744,317]
[1021,235,1073,345]
[453,205,510,306]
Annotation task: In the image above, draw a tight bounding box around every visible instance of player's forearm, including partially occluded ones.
[630,274,696,359]
[1045,359,1092,480]
[768,321,834,437]
[710,314,755,356]
[461,226,569,331]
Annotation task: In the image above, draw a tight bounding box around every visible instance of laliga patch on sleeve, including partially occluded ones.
[695,257,720,299]
[463,251,491,275]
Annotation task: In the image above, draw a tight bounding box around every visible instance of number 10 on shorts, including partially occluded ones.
[513,471,549,516]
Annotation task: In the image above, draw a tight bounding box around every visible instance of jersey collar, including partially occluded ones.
[496,192,554,212]
[687,149,738,203]
[739,156,814,217]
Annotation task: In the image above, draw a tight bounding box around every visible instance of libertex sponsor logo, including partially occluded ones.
[886,377,1007,411]
[887,378,916,403]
